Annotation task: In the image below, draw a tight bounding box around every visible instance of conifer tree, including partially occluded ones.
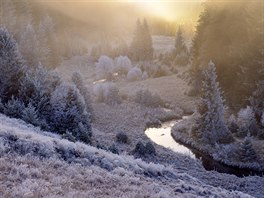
[250,80,264,123]
[50,83,92,143]
[71,72,94,119]
[197,61,232,145]
[174,27,187,55]
[238,135,257,163]
[19,23,39,67]
[0,28,25,101]
[142,19,153,61]
[130,19,153,61]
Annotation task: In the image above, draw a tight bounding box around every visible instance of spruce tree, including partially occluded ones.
[250,80,264,123]
[238,135,257,163]
[19,23,39,67]
[0,28,25,101]
[142,19,153,61]
[130,19,153,61]
[174,27,187,55]
[197,61,232,145]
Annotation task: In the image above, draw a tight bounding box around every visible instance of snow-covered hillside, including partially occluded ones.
[0,113,252,197]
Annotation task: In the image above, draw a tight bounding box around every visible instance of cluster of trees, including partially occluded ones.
[0,0,60,67]
[190,0,263,110]
[195,61,263,162]
[91,19,154,63]
[93,83,121,105]
[0,0,89,68]
[95,55,149,82]
[0,28,93,144]
[129,19,153,62]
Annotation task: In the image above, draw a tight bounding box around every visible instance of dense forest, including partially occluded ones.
[191,0,263,111]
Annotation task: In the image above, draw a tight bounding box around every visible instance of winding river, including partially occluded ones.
[145,116,264,177]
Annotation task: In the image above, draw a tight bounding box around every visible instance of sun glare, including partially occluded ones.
[127,0,177,21]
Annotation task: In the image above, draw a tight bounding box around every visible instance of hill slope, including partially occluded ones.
[0,113,251,197]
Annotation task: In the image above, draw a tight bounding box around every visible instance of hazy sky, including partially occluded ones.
[39,0,203,22]
[37,0,203,42]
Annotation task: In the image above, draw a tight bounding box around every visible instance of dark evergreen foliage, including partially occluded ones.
[191,1,264,110]
[116,132,128,144]
[238,136,257,163]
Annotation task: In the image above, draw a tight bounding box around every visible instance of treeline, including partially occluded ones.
[191,0,263,111]
[0,0,88,68]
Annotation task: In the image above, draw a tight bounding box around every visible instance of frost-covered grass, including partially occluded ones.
[0,113,254,197]
[0,154,252,198]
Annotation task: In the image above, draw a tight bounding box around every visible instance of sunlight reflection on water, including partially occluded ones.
[145,118,195,158]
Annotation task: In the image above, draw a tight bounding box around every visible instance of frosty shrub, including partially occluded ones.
[108,144,119,154]
[127,67,142,81]
[132,141,156,156]
[95,55,114,80]
[93,83,121,105]
[237,106,257,137]
[4,96,25,119]
[133,89,164,108]
[145,141,156,155]
[116,132,128,144]
[22,103,41,127]
[113,56,132,75]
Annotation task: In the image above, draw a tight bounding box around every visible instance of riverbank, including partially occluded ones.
[171,115,264,174]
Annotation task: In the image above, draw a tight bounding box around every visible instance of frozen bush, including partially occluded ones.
[104,83,121,105]
[133,89,164,108]
[4,96,25,119]
[22,103,41,127]
[116,132,128,144]
[62,131,76,142]
[114,56,132,75]
[108,144,119,154]
[237,106,257,137]
[145,141,156,155]
[127,67,142,81]
[133,141,145,156]
[93,83,121,105]
[95,55,114,80]
[132,141,156,156]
